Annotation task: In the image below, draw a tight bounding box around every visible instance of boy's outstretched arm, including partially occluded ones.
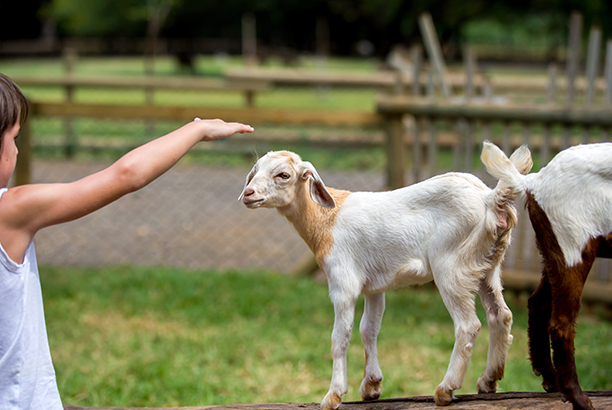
[0,118,253,263]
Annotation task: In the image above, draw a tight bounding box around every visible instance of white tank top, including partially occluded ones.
[0,188,63,409]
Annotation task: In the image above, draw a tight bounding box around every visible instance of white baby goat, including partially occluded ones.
[240,150,532,409]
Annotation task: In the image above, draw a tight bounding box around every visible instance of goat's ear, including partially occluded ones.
[238,165,257,201]
[301,162,336,209]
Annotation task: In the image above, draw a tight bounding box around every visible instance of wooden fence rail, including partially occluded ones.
[11,75,271,108]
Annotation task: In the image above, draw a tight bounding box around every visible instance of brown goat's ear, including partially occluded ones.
[301,162,336,209]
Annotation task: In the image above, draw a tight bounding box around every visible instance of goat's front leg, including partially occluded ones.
[476,270,513,394]
[435,281,481,406]
[359,292,385,401]
[321,291,358,410]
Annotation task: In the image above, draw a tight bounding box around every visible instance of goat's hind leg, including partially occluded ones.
[528,273,557,392]
[476,268,513,394]
[435,279,482,406]
[359,292,385,401]
[548,259,595,410]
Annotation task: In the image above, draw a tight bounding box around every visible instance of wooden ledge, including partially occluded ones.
[63,390,612,409]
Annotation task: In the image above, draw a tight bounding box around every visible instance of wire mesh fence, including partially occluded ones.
[25,116,388,273]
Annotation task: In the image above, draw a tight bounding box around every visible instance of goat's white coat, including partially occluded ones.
[482,142,612,267]
[242,150,525,409]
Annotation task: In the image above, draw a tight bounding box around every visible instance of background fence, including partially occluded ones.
[8,11,612,305]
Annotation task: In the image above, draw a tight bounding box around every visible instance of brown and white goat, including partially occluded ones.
[481,141,612,410]
[240,150,532,409]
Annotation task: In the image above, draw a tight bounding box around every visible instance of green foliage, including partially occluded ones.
[50,0,148,36]
[42,266,612,407]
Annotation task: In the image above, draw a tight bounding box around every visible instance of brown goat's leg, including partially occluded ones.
[548,252,596,410]
[527,274,557,392]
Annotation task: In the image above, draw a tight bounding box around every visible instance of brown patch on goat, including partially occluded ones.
[525,191,597,410]
[285,183,351,272]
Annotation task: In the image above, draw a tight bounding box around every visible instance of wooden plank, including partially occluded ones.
[30,102,381,127]
[12,76,271,92]
[418,12,451,98]
[377,95,612,127]
[62,391,612,410]
[225,68,482,93]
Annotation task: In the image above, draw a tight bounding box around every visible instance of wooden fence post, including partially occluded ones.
[566,11,582,108]
[585,26,602,107]
[410,44,423,96]
[418,12,451,98]
[242,12,257,67]
[463,46,475,101]
[63,47,77,158]
[604,40,612,108]
[15,114,32,186]
[383,113,406,189]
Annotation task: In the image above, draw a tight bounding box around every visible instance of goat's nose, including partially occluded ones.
[243,187,255,197]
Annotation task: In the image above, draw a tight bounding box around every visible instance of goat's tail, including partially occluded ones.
[481,141,533,232]
[482,140,532,197]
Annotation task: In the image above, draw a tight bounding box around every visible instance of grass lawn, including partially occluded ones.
[42,265,612,407]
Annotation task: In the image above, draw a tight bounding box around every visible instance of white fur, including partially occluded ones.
[482,141,612,267]
[241,150,524,409]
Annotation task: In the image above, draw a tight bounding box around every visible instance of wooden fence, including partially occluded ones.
[376,94,612,305]
[14,96,612,306]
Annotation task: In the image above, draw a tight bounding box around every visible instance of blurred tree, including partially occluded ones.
[0,0,49,40]
[48,0,149,36]
[10,0,612,59]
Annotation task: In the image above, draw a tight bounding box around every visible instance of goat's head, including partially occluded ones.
[239,150,335,209]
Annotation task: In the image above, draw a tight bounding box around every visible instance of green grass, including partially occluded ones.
[42,266,612,407]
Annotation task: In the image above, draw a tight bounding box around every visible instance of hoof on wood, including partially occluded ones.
[434,385,454,406]
[477,376,498,394]
[565,392,595,410]
[360,376,383,401]
[321,392,342,410]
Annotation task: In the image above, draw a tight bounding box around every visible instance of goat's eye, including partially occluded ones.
[277,172,290,179]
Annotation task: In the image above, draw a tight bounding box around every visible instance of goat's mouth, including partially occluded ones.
[243,198,265,208]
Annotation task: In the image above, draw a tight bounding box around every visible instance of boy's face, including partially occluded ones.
[0,121,20,188]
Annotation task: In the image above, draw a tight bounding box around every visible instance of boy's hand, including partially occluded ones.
[194,118,254,141]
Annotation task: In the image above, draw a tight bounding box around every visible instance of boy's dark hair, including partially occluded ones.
[0,73,29,142]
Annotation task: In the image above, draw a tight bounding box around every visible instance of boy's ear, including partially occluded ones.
[301,162,335,209]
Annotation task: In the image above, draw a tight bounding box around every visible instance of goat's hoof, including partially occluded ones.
[542,380,558,393]
[566,393,594,410]
[359,376,383,401]
[321,392,342,410]
[477,376,498,394]
[476,373,498,394]
[434,386,454,406]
